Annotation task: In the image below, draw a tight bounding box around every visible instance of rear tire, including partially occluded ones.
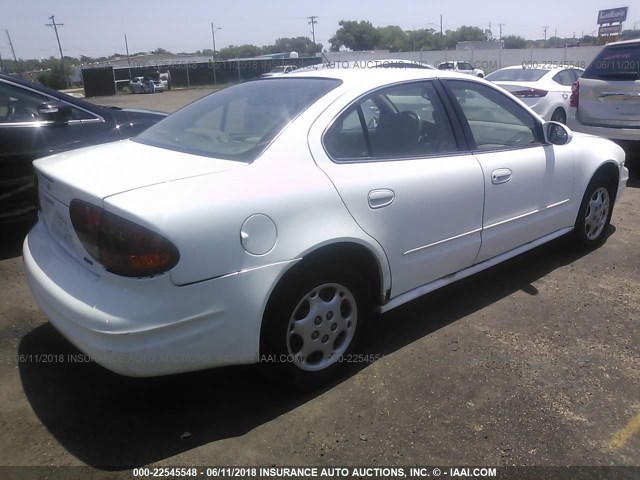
[572,173,615,249]
[551,108,567,124]
[260,263,371,389]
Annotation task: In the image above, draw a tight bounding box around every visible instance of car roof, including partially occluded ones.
[604,38,640,47]
[284,67,475,89]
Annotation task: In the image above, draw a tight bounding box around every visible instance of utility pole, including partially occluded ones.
[0,52,4,73]
[440,14,443,50]
[211,22,221,84]
[45,15,69,88]
[543,26,549,41]
[498,23,504,41]
[5,29,19,77]
[307,16,318,45]
[6,29,18,62]
[124,34,132,80]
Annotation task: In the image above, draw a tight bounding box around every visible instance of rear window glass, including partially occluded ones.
[133,78,341,161]
[583,44,640,80]
[485,69,548,82]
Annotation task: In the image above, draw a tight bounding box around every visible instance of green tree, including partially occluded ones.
[329,20,380,51]
[273,36,322,55]
[411,28,439,51]
[218,44,262,59]
[378,26,409,52]
[503,35,527,49]
[620,29,640,40]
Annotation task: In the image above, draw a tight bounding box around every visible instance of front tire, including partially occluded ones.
[572,173,614,248]
[260,264,371,388]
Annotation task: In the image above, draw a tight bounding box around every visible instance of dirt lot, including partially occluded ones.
[0,89,638,475]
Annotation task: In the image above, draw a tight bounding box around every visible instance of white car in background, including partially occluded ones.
[486,66,583,123]
[438,61,485,77]
[24,69,627,388]
[261,65,298,77]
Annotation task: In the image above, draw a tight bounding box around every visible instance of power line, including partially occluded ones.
[307,15,318,44]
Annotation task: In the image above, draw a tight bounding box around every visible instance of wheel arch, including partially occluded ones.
[591,161,620,201]
[259,240,389,344]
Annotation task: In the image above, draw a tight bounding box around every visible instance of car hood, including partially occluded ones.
[34,139,246,207]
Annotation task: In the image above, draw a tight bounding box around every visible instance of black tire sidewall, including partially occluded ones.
[260,263,371,388]
[573,174,615,248]
[551,108,566,124]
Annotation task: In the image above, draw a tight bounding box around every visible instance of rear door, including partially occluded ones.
[577,42,640,128]
[310,80,485,297]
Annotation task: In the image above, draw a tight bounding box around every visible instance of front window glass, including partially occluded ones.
[134,78,341,161]
[448,80,541,150]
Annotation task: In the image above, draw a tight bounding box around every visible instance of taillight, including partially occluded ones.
[69,199,179,277]
[511,88,548,98]
[570,81,579,107]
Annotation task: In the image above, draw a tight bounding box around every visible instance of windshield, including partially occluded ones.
[134,78,341,162]
[486,69,548,82]
[582,44,640,80]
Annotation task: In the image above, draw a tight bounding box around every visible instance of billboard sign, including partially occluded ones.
[598,24,623,36]
[597,7,628,25]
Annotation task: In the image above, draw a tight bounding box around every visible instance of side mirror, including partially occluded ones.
[37,101,73,124]
[544,121,573,146]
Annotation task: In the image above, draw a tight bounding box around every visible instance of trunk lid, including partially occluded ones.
[34,139,245,268]
[34,139,245,207]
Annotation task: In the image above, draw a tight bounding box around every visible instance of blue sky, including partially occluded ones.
[0,0,635,59]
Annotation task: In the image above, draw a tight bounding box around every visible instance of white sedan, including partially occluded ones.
[24,69,628,387]
[486,65,584,123]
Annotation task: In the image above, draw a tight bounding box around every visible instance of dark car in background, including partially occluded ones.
[0,73,166,225]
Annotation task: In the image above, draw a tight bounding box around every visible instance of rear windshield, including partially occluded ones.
[485,69,548,82]
[582,44,640,80]
[134,78,341,162]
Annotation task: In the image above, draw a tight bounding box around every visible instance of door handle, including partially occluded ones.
[368,189,395,209]
[491,168,512,185]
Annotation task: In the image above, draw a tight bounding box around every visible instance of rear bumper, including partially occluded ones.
[23,220,292,377]
[568,110,640,141]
